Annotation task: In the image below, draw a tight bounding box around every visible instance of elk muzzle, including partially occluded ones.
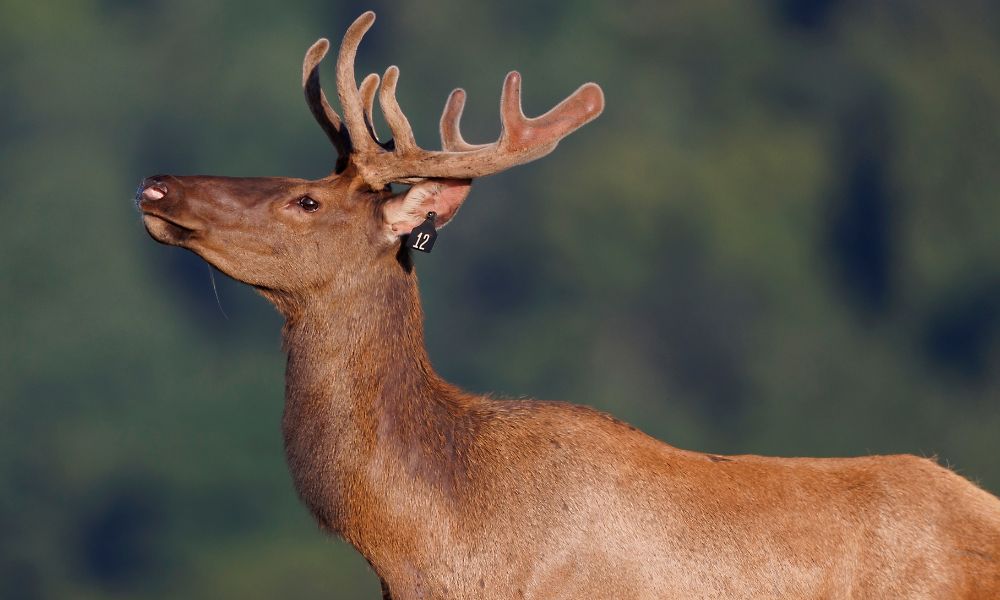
[137,175,201,245]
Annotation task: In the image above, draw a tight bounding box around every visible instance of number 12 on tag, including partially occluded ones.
[408,212,438,253]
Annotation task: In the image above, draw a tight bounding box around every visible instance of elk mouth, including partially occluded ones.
[142,212,199,245]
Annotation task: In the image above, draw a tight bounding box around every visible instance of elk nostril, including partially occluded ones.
[141,182,168,201]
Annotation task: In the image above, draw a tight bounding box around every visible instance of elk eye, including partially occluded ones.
[298,196,320,212]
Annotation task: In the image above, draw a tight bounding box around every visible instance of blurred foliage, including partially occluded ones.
[1,0,999,597]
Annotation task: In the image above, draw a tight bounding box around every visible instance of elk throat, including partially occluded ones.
[277,252,479,535]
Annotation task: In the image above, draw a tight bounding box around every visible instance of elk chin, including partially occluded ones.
[143,213,197,246]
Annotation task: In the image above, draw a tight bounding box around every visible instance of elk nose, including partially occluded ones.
[138,177,168,202]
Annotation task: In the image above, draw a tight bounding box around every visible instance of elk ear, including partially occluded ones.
[382,178,472,237]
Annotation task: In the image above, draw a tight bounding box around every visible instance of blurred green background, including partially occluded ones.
[2,0,999,598]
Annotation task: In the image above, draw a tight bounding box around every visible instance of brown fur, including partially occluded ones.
[137,14,1000,598]
[139,170,1000,597]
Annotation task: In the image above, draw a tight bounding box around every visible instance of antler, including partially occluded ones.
[302,38,351,170]
[304,11,605,189]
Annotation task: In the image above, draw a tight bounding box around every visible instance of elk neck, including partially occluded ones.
[275,248,480,534]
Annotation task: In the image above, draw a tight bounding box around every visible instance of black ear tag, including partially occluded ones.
[407,211,438,253]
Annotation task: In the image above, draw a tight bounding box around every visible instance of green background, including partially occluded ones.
[2,1,998,598]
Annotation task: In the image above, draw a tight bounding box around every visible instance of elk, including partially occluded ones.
[137,11,1000,599]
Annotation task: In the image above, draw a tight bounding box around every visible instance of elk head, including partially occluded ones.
[137,11,604,308]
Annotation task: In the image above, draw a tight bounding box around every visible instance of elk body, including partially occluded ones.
[138,12,1000,599]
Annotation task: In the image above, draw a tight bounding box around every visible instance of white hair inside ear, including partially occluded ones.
[382,179,472,240]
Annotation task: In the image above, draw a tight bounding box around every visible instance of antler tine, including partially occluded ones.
[336,11,379,154]
[440,89,488,152]
[358,73,383,145]
[302,38,351,164]
[378,66,418,154]
[500,72,605,153]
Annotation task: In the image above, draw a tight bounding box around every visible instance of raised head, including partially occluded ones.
[137,11,604,309]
